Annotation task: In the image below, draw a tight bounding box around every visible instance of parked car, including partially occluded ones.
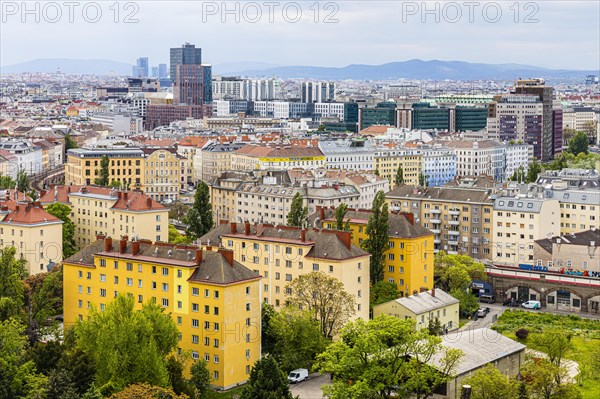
[479,294,496,304]
[288,369,309,384]
[521,300,541,310]
[477,307,490,318]
[503,298,521,307]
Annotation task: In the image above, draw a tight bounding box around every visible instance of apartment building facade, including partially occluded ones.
[63,238,261,390]
[374,148,423,188]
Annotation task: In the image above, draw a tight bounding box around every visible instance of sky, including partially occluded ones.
[1,0,599,70]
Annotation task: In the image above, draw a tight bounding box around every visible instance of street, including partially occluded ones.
[290,373,330,399]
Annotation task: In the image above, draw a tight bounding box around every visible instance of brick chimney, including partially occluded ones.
[147,198,152,207]
[219,219,228,225]
[420,286,427,293]
[132,241,140,256]
[431,286,436,297]
[105,237,113,252]
[300,228,306,242]
[96,234,105,241]
[230,222,237,234]
[244,221,250,235]
[195,249,203,264]
[318,205,325,221]
[401,212,414,225]
[124,192,128,200]
[119,239,127,254]
[218,248,234,267]
[332,230,352,250]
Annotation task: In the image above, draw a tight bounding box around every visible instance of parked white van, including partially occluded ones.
[288,369,309,383]
[521,300,541,310]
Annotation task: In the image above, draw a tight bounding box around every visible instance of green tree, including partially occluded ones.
[520,357,579,399]
[509,165,526,182]
[94,155,110,186]
[270,306,328,373]
[394,166,404,186]
[286,272,355,340]
[317,315,462,399]
[434,251,486,292]
[334,203,350,231]
[74,294,179,395]
[517,381,529,399]
[165,355,193,397]
[189,360,211,399]
[0,246,28,321]
[419,172,427,187]
[526,161,542,183]
[427,317,443,336]
[168,225,192,245]
[64,134,78,151]
[23,268,63,344]
[361,191,389,283]
[562,128,577,143]
[17,169,28,192]
[185,181,213,240]
[27,340,64,376]
[287,192,308,227]
[109,180,123,189]
[46,368,80,399]
[463,364,517,399]
[45,203,77,258]
[567,131,589,155]
[450,288,480,318]
[261,303,278,355]
[108,383,189,399]
[240,356,295,399]
[531,331,573,384]
[370,280,399,308]
[169,202,190,222]
[375,168,380,176]
[0,174,16,189]
[0,318,48,399]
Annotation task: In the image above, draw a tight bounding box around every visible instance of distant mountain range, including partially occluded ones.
[1,58,596,80]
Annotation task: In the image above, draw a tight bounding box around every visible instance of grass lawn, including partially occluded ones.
[205,386,245,399]
[459,318,469,328]
[495,310,600,399]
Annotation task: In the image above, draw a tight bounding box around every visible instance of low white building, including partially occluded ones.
[0,139,43,177]
[420,145,457,187]
[319,139,374,171]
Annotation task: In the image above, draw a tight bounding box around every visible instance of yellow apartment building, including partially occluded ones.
[373,148,423,188]
[386,186,494,261]
[313,207,434,296]
[199,222,371,320]
[141,148,185,202]
[207,171,249,224]
[0,201,63,275]
[39,186,168,248]
[373,288,460,332]
[62,237,261,390]
[65,147,145,188]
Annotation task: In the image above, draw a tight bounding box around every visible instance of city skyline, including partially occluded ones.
[1,1,599,71]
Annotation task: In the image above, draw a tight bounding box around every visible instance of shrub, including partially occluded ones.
[516,328,530,340]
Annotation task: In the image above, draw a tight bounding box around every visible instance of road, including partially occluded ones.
[290,373,330,399]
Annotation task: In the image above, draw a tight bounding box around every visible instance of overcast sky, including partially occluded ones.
[1,1,598,70]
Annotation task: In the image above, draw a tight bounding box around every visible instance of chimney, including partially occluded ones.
[105,237,113,252]
[318,205,325,221]
[147,198,152,207]
[300,228,306,242]
[401,212,414,225]
[96,234,105,241]
[218,248,235,267]
[333,230,352,250]
[230,222,237,234]
[431,286,436,297]
[67,186,71,193]
[219,219,228,225]
[119,239,127,254]
[122,235,129,241]
[124,192,128,200]
[40,190,47,198]
[420,286,427,293]
[244,221,250,235]
[117,191,122,198]
[195,249,203,264]
[132,241,140,256]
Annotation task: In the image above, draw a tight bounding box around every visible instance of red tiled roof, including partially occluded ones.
[1,202,61,225]
[110,191,166,211]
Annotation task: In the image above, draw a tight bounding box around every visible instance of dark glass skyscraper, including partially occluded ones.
[170,43,202,82]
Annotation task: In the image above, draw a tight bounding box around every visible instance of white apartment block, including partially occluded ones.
[214,100,249,116]
[504,143,534,178]
[420,145,457,187]
[0,139,43,177]
[314,103,345,121]
[318,139,374,171]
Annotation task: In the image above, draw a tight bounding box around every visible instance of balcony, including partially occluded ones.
[448,230,460,236]
[431,209,442,214]
[430,218,441,224]
[434,238,441,244]
[449,220,460,226]
[449,209,460,216]
[448,239,459,246]
[430,229,441,234]
[447,250,458,255]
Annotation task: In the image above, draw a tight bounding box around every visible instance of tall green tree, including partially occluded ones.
[526,161,542,183]
[418,172,427,187]
[0,318,48,399]
[567,131,590,155]
[23,268,63,344]
[286,272,355,340]
[270,306,328,373]
[427,317,443,336]
[107,383,188,399]
[317,315,462,399]
[462,364,518,399]
[185,181,213,240]
[531,331,573,384]
[520,358,580,399]
[334,203,350,231]
[261,303,278,355]
[74,294,179,395]
[361,191,389,283]
[45,203,77,258]
[168,225,192,245]
[287,192,308,227]
[0,246,28,321]
[165,355,193,397]
[370,280,399,308]
[394,166,404,186]
[0,174,16,189]
[189,360,211,399]
[64,134,78,150]
[240,356,295,399]
[169,202,190,222]
[434,251,487,292]
[94,155,110,186]
[16,169,29,192]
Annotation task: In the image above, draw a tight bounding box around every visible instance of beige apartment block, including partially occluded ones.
[200,222,371,321]
[374,148,423,188]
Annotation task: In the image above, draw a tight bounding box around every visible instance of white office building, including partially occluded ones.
[319,139,375,171]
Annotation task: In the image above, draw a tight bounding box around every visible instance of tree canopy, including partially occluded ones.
[370,281,400,309]
[462,364,518,399]
[361,191,389,283]
[94,155,110,186]
[185,181,213,240]
[567,131,590,155]
[45,203,77,258]
[334,203,350,231]
[240,356,295,399]
[287,192,308,227]
[0,246,29,321]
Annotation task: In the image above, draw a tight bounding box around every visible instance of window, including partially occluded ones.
[214,307,219,315]
[214,290,219,299]
[126,278,133,286]
[100,274,106,282]
[161,298,168,307]
[100,288,106,297]
[192,319,199,328]
[246,349,251,358]
[99,259,106,267]
[162,267,168,276]
[192,287,199,296]
[214,355,219,364]
[213,371,219,380]
[246,303,251,311]
[162,283,168,292]
[313,263,319,271]
[213,339,219,348]
[192,335,199,344]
